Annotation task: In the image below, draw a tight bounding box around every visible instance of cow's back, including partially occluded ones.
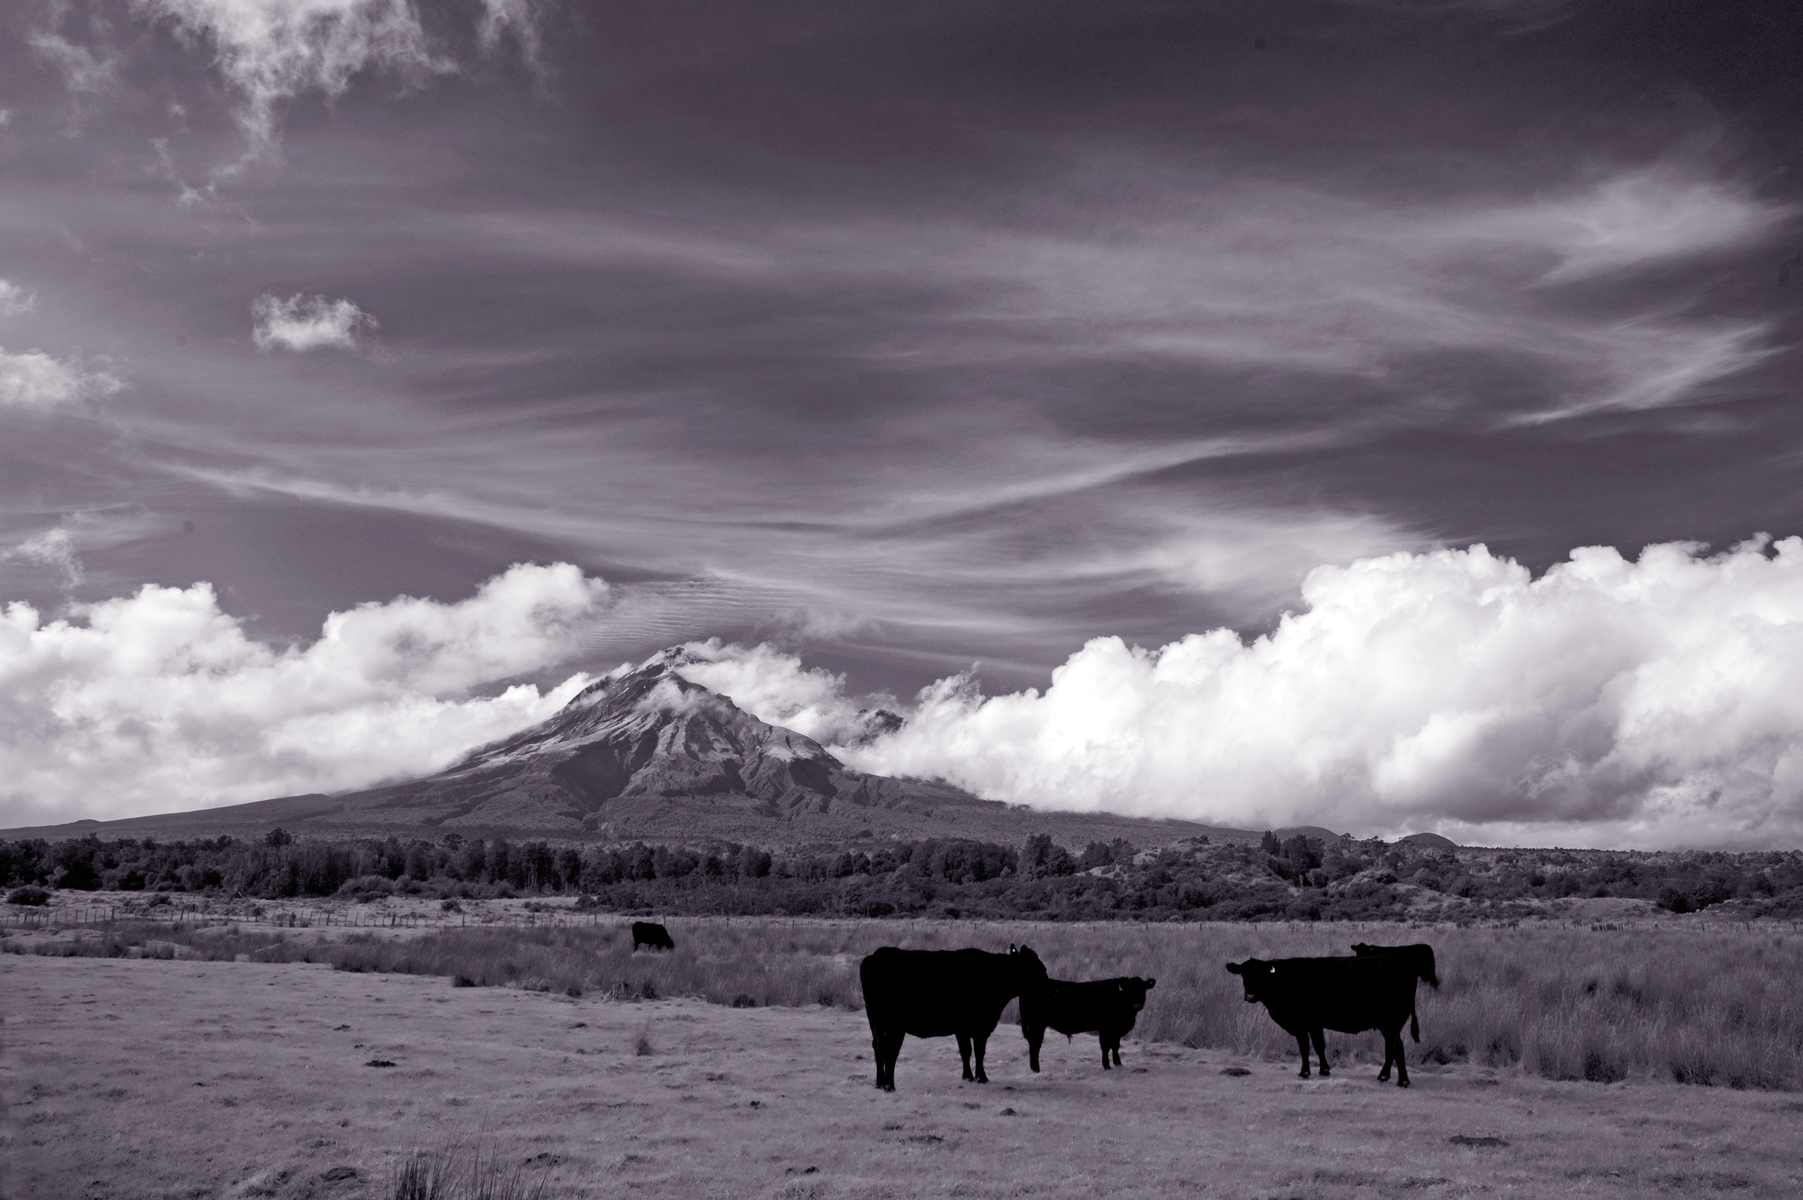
[1258,956,1418,1034]
[861,947,1020,1037]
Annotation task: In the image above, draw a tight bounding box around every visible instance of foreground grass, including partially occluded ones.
[15,916,1803,1090]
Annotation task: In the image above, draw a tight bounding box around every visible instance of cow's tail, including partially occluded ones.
[1410,1008,1419,1043]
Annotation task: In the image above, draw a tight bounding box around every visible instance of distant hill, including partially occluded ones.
[1,649,1264,851]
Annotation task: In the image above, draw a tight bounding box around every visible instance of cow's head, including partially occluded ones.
[1224,958,1275,1003]
[1009,943,1049,986]
[1118,977,1156,1012]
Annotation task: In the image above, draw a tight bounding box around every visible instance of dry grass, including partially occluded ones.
[390,1140,553,1200]
[13,914,1802,1090]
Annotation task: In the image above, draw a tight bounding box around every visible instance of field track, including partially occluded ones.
[8,953,1803,1200]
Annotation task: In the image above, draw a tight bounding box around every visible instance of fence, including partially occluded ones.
[0,903,634,933]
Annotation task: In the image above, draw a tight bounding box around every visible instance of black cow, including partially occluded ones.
[631,921,675,952]
[1225,956,1420,1086]
[1350,942,1439,988]
[1021,976,1156,1071]
[859,944,1047,1091]
[1351,942,1438,1041]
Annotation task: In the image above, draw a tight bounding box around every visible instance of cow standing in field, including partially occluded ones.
[631,921,675,952]
[859,944,1047,1091]
[1021,976,1156,1071]
[1351,941,1439,1041]
[1225,955,1420,1087]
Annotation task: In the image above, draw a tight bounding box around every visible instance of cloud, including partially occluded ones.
[0,562,610,826]
[251,293,375,351]
[689,539,1803,849]
[0,347,123,411]
[0,281,37,317]
[29,30,121,131]
[673,640,895,745]
[139,0,450,169]
[6,530,83,589]
[477,0,546,68]
[951,159,1788,422]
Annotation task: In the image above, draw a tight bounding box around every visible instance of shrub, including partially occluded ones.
[5,886,50,906]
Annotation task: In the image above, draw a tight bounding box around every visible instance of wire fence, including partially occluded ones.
[0,904,632,933]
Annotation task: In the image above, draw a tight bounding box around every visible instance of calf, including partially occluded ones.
[1225,956,1419,1086]
[1351,941,1438,1042]
[631,921,675,952]
[859,944,1047,1091]
[1021,976,1156,1071]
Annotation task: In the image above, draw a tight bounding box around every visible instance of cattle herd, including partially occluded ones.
[626,922,1440,1090]
[856,940,1439,1091]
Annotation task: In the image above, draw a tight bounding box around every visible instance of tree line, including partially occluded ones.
[5,829,1802,921]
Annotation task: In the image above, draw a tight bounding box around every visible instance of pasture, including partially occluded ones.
[7,907,1803,1198]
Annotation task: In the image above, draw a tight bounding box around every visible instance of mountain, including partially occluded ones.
[3,649,1254,849]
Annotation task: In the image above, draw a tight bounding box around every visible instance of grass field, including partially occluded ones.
[10,951,1803,1200]
[14,912,1802,1092]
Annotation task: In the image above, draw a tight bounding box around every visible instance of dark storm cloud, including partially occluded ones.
[4,0,1803,841]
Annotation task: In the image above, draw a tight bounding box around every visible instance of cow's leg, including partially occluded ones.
[1387,1028,1410,1087]
[1311,1028,1330,1078]
[1025,1024,1043,1073]
[871,1029,886,1088]
[884,1031,906,1091]
[972,1031,990,1083]
[1100,1033,1116,1069]
[1294,1030,1312,1078]
[1378,1034,1393,1082]
[955,1032,974,1081]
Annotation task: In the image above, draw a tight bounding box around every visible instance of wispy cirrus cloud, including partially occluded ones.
[251,293,375,351]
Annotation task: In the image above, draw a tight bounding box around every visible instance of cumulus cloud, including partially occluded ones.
[689,540,1803,849]
[0,562,609,826]
[0,347,122,410]
[251,293,375,351]
[0,281,37,317]
[139,0,450,168]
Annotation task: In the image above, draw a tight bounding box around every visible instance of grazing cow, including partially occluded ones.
[1351,942,1438,1042]
[631,921,675,952]
[1021,976,1156,1071]
[1225,956,1420,1087]
[860,944,1047,1091]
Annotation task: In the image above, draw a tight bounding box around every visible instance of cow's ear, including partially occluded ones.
[1009,943,1017,954]
[1146,978,1156,989]
[1225,962,1242,975]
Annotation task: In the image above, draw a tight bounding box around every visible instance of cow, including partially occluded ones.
[1351,941,1438,1042]
[1021,976,1156,1072]
[1350,942,1440,989]
[1224,956,1420,1087]
[859,944,1047,1091]
[631,921,675,952]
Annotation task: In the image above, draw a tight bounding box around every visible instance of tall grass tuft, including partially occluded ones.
[389,1141,551,1200]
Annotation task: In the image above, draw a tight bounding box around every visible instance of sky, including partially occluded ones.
[3,0,1802,847]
